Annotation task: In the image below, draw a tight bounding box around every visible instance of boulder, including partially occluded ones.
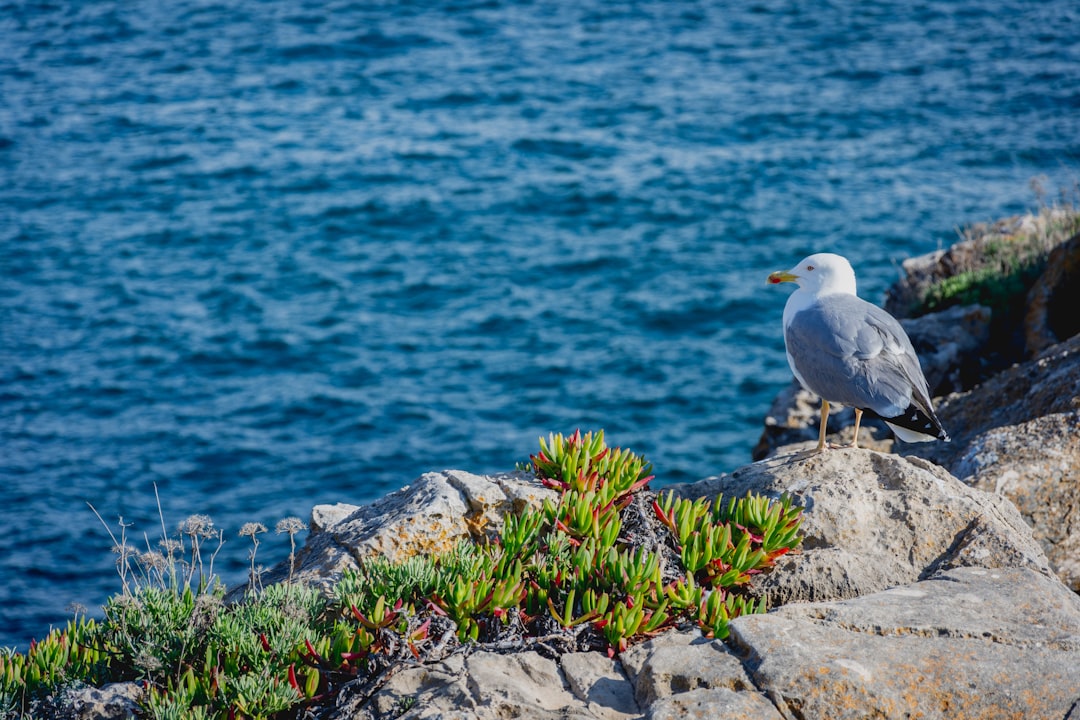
[619,628,755,708]
[729,566,1080,720]
[38,682,143,720]
[334,649,639,720]
[903,332,1080,590]
[669,449,1052,605]
[261,470,556,590]
[645,688,784,720]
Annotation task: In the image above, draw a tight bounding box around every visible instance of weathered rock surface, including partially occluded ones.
[38,681,143,720]
[904,331,1080,590]
[730,565,1080,720]
[670,449,1052,605]
[900,302,993,394]
[1025,231,1080,355]
[263,470,556,590]
[335,649,639,720]
[330,566,1080,720]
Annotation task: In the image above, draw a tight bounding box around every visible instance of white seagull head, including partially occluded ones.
[768,252,857,297]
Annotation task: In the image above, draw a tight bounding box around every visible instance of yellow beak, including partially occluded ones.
[767,270,798,285]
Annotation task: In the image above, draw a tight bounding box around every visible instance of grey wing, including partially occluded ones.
[784,296,928,417]
[859,302,936,414]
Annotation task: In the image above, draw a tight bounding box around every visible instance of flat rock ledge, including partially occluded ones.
[255,447,1080,720]
[331,567,1080,720]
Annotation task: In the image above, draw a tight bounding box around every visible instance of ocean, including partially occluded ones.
[1,0,1078,648]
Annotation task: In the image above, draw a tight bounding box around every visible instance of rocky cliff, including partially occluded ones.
[78,218,1080,720]
[296,220,1080,720]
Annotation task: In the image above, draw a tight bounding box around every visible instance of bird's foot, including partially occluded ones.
[813,440,855,451]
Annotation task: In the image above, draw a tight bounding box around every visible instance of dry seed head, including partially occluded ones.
[276,517,307,535]
[191,593,223,630]
[159,538,182,555]
[239,522,268,538]
[138,550,168,573]
[112,542,137,556]
[181,514,216,538]
[109,595,140,612]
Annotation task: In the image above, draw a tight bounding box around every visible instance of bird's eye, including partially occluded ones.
[806,265,815,271]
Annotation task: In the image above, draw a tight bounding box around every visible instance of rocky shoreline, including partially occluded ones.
[70,216,1080,719]
[279,215,1080,720]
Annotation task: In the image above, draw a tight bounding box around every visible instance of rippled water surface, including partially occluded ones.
[2,0,1078,646]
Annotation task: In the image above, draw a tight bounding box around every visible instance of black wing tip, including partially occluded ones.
[882,403,949,442]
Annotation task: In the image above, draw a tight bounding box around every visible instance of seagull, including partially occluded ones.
[768,252,949,451]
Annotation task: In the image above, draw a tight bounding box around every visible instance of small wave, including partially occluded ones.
[512,137,617,160]
[129,153,192,172]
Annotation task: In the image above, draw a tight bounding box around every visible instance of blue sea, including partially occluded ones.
[2,0,1078,648]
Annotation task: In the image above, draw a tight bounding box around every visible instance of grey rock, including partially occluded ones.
[646,687,784,720]
[729,566,1080,720]
[643,686,781,720]
[345,654,475,720]
[907,332,1080,454]
[559,651,640,719]
[463,652,586,719]
[1024,230,1080,356]
[669,449,1052,605]
[338,650,631,720]
[619,629,752,708]
[899,303,992,395]
[260,470,556,590]
[59,682,143,720]
[311,502,361,533]
[957,411,1080,590]
[904,332,1080,590]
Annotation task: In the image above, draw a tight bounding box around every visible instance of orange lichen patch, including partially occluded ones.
[358,521,471,565]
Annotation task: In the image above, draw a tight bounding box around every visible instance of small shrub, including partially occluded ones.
[919,201,1080,317]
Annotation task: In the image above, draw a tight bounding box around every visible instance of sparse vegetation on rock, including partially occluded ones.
[0,431,802,719]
